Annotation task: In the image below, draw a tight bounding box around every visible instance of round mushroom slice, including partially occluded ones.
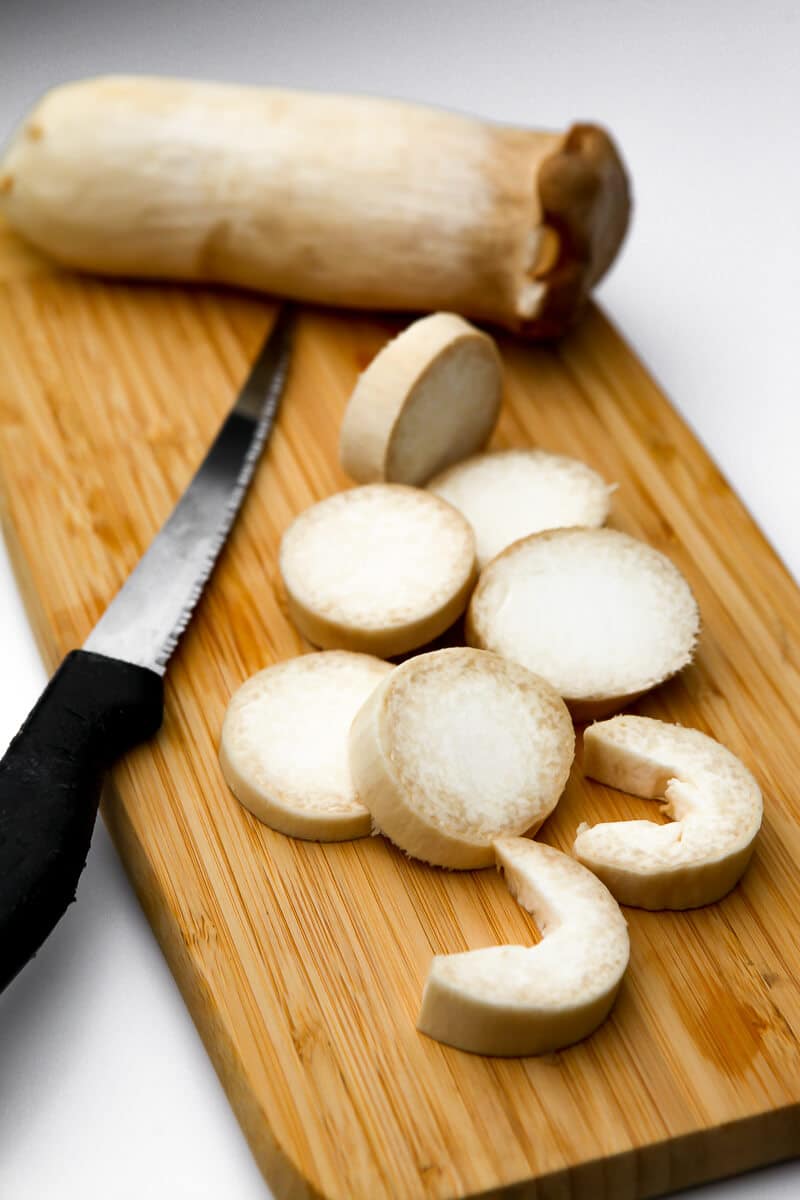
[220,652,392,841]
[348,647,574,869]
[339,312,502,486]
[575,715,763,909]
[467,527,700,718]
[428,448,613,568]
[418,838,630,1056]
[279,484,477,658]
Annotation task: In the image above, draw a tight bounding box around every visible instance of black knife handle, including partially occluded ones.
[0,649,163,992]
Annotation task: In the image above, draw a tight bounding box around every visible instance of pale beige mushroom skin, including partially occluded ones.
[576,715,763,909]
[429,447,613,568]
[0,77,631,335]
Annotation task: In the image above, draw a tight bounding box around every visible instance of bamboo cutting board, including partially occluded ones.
[2,218,800,1200]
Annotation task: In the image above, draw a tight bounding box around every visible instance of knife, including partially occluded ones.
[0,306,295,993]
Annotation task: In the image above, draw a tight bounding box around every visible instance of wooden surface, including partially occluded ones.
[2,218,800,1200]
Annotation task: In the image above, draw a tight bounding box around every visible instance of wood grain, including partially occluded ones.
[1,217,800,1199]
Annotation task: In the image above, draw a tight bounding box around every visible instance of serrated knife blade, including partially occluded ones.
[84,304,294,672]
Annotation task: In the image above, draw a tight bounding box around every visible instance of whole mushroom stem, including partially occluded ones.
[0,76,631,336]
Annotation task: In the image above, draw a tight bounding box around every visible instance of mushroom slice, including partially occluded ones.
[340,312,502,487]
[349,647,574,869]
[279,484,476,658]
[575,715,763,909]
[418,838,629,1056]
[220,651,392,841]
[467,527,700,719]
[428,447,613,568]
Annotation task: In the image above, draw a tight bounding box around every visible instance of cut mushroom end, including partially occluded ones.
[575,716,763,909]
[417,838,629,1055]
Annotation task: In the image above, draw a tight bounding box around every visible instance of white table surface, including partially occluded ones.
[1,1,799,1196]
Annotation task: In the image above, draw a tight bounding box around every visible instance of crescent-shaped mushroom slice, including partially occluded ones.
[575,715,763,910]
[417,839,629,1056]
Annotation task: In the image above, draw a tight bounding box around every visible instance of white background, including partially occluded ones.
[1,1,799,1197]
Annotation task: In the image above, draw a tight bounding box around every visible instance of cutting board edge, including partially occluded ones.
[101,783,328,1200]
[0,484,60,675]
[582,306,800,603]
